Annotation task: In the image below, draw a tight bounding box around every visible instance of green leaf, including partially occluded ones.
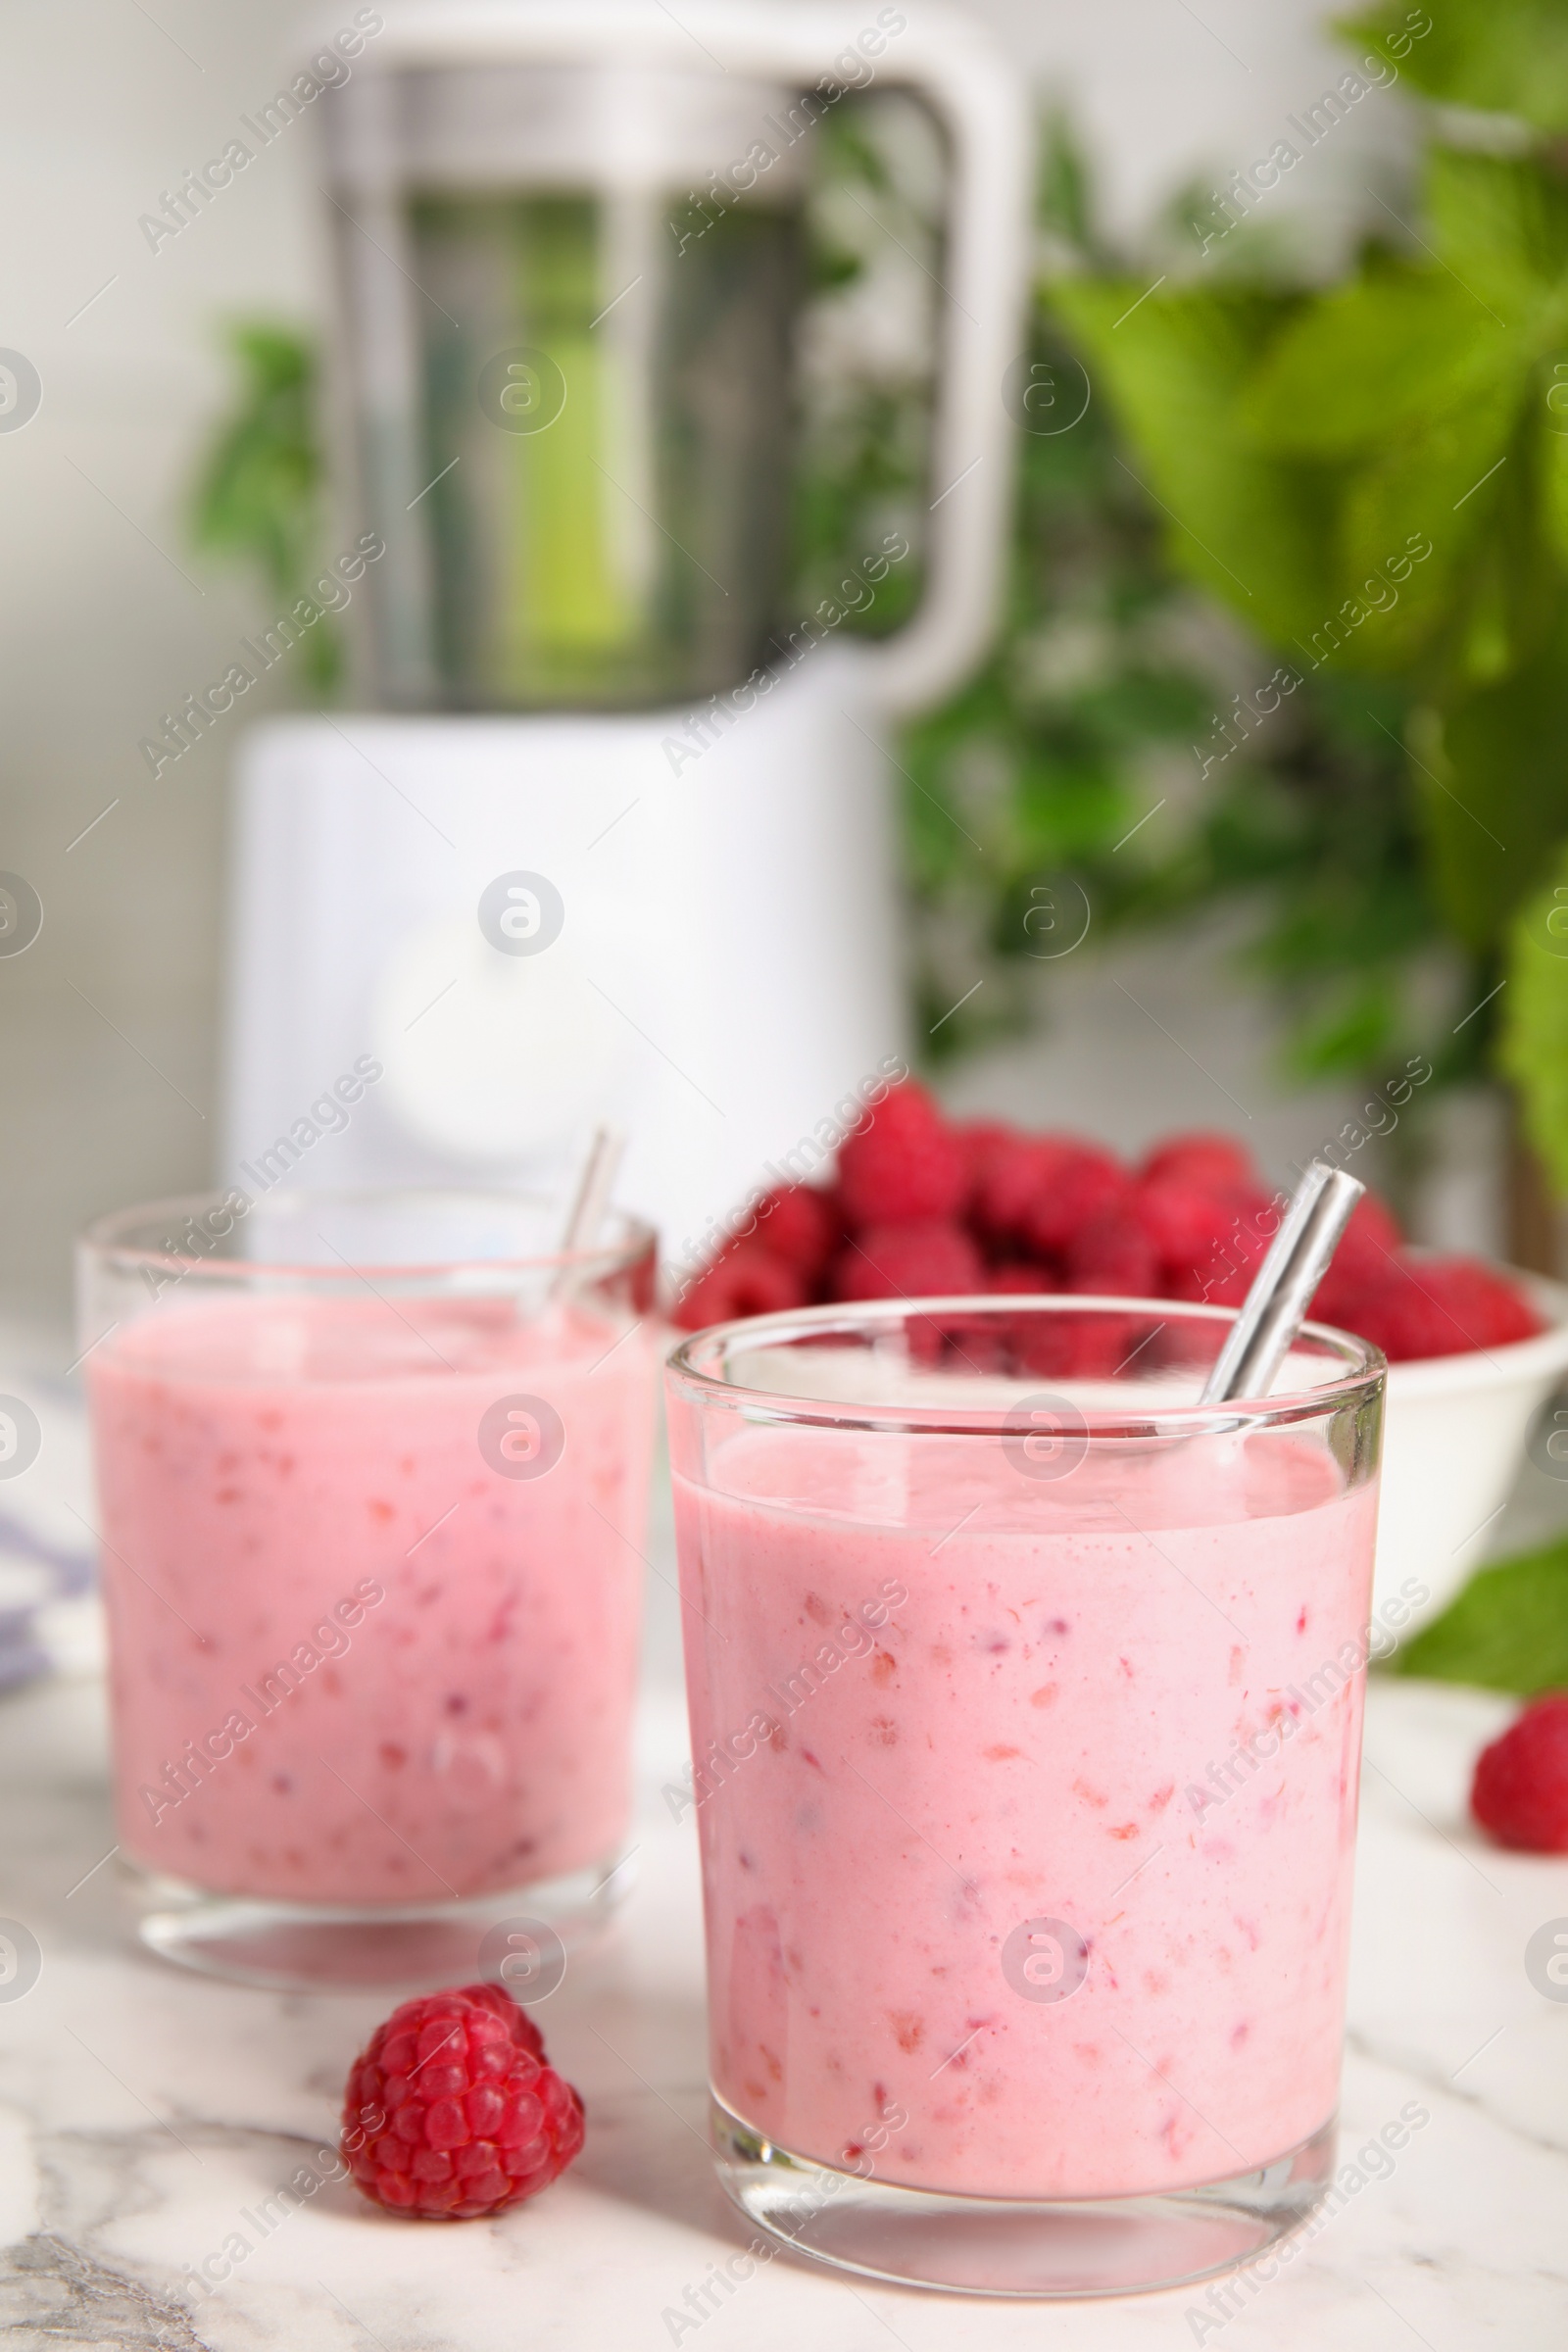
[1539,401,1568,568]
[1036,111,1100,263]
[1073,665,1210,744]
[189,323,321,602]
[1244,269,1518,458]
[1012,752,1127,863]
[1338,0,1568,135]
[1425,147,1568,306]
[898,723,990,891]
[1500,835,1568,1191]
[1281,971,1403,1080]
[1393,1535,1568,1693]
[189,321,342,694]
[1243,147,1568,668]
[1048,281,1334,643]
[1330,377,1526,665]
[1419,640,1568,952]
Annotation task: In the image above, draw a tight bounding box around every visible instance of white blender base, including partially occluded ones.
[222,648,907,1270]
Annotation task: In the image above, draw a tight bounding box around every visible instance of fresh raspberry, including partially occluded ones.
[972,1135,1080,1245]
[1326,1254,1542,1362]
[954,1117,1018,1169]
[673,1244,806,1331]
[1309,1194,1403,1328]
[1019,1307,1154,1380]
[831,1218,984,1302]
[1429,1258,1544,1347]
[341,1983,584,2219]
[461,1980,545,2054]
[1471,1692,1568,1852]
[988,1260,1056,1294]
[1023,1145,1132,1260]
[1062,1207,1161,1298]
[1138,1132,1255,1191]
[952,1119,1020,1202]
[1161,1186,1276,1305]
[1131,1177,1248,1271]
[837,1081,965,1228]
[1188,1244,1270,1308]
[753,1184,838,1279]
[1341,1189,1402,1266]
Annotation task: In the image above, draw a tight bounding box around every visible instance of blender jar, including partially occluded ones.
[322,56,808,709]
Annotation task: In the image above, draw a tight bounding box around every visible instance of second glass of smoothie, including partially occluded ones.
[79,1189,659,1988]
[666,1295,1384,2298]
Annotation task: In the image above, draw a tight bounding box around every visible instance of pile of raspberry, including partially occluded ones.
[673,1080,1542,1365]
[341,1982,584,2219]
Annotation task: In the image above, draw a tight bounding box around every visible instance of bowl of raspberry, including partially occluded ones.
[671,1085,1568,1637]
[1369,1260,1568,1624]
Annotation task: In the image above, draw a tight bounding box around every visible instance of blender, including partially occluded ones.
[222,0,1029,1266]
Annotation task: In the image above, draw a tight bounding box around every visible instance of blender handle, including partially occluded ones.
[840,18,1033,716]
[699,4,1031,713]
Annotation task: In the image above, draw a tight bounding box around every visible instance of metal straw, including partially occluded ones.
[551,1125,625,1295]
[1199,1159,1365,1404]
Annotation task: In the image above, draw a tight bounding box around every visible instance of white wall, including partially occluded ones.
[965,0,1414,253]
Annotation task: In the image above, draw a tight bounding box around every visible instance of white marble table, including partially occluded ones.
[2,1597,1567,2352]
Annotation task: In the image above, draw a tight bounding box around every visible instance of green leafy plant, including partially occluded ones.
[1393,1534,1568,1691]
[885,127,1444,1079]
[188,323,339,693]
[786,100,935,640]
[1503,846,1568,1190]
[1050,0,1568,1180]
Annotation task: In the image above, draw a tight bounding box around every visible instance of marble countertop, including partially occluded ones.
[2,1659,1566,2349]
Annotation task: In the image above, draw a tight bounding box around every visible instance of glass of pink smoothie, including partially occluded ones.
[665,1295,1384,2297]
[79,1189,658,1988]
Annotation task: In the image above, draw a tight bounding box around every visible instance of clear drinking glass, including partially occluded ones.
[665,1296,1384,2298]
[78,1189,658,1989]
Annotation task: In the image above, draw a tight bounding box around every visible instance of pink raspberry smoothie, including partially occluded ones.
[89,1292,656,1904]
[674,1422,1377,2200]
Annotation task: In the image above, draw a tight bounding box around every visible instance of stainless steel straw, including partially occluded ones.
[1199,1159,1365,1405]
[549,1125,625,1298]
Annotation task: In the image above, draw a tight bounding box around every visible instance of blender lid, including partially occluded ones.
[326,61,810,197]
[322,3,817,197]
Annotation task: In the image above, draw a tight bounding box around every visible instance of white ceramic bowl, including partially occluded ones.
[1371,1267,1568,1632]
